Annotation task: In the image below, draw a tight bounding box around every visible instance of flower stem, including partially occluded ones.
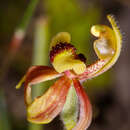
[18,0,39,32]
[0,1,39,129]
[28,17,49,130]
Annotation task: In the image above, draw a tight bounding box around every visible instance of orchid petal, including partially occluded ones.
[23,66,62,105]
[72,79,92,130]
[16,66,62,90]
[78,15,122,81]
[25,66,62,84]
[27,76,71,124]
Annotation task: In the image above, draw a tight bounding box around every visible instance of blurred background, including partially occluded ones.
[0,0,129,130]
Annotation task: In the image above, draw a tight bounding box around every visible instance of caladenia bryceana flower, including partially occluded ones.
[16,15,122,130]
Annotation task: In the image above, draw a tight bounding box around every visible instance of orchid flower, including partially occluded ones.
[16,15,122,130]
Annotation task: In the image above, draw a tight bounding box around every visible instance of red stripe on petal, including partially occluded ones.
[72,79,92,130]
[27,76,71,124]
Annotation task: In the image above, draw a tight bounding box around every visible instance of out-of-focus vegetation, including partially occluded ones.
[0,0,129,130]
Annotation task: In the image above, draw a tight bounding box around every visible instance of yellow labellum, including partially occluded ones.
[91,24,116,59]
[91,14,122,74]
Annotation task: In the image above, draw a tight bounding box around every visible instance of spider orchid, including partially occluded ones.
[16,15,122,130]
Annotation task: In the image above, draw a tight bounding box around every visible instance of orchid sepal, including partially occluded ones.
[26,76,71,124]
[17,66,62,105]
[72,79,92,130]
[16,66,62,90]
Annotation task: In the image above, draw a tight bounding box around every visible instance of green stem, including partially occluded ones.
[18,0,39,32]
[28,17,49,130]
[32,18,49,66]
[0,1,40,130]
[9,0,39,54]
[1,0,40,71]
